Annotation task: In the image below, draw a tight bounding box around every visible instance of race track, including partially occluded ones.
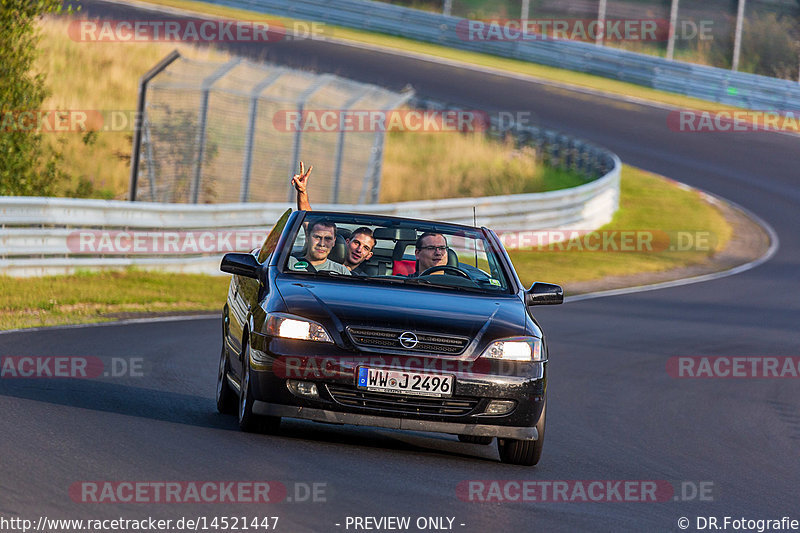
[1,1,798,531]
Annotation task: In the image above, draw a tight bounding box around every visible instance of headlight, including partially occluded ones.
[265,314,333,343]
[480,337,543,362]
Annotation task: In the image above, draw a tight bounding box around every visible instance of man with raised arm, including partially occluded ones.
[287,218,350,275]
[291,162,376,276]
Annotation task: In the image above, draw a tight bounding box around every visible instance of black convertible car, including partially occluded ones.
[217,209,562,466]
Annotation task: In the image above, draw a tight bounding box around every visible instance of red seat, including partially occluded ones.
[392,259,416,276]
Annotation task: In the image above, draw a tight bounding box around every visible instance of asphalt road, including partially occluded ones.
[1,1,799,531]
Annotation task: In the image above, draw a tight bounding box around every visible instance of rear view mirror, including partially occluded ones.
[525,282,564,306]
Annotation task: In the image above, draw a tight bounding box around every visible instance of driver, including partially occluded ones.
[410,232,449,276]
[288,219,351,275]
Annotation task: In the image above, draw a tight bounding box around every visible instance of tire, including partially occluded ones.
[458,434,493,445]
[238,343,280,434]
[497,400,545,466]
[216,344,237,414]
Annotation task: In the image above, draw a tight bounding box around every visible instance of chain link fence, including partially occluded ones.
[132,54,412,204]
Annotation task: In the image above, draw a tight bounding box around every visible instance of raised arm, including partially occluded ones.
[291,161,313,211]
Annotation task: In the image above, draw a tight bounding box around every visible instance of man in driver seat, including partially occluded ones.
[411,232,449,276]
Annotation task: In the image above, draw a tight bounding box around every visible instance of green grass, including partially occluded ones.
[509,165,732,288]
[0,269,229,330]
[1,165,732,330]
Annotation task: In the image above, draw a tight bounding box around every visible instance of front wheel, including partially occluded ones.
[497,400,545,466]
[238,344,280,434]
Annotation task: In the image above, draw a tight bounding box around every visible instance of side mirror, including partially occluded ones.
[525,282,564,306]
[221,253,263,283]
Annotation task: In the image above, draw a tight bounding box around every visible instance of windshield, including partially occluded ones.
[280,212,511,293]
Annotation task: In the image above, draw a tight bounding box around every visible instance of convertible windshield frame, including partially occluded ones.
[277,211,518,295]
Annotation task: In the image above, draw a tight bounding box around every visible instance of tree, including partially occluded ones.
[0,1,74,196]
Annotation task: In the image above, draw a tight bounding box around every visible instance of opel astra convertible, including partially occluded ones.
[217,209,562,466]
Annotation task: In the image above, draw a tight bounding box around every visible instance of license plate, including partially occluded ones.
[356,367,453,397]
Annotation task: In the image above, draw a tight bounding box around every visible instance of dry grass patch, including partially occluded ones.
[35,16,229,198]
[381,131,585,202]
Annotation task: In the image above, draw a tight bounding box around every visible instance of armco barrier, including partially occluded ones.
[0,153,619,277]
[1,90,620,277]
[210,0,800,110]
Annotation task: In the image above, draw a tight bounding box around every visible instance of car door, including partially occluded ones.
[227,209,291,381]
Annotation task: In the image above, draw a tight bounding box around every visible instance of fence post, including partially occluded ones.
[286,76,334,203]
[129,50,181,202]
[666,0,680,60]
[361,91,414,204]
[732,0,747,72]
[190,58,241,204]
[332,88,371,203]
[443,0,452,16]
[142,116,157,202]
[240,70,285,203]
[596,0,607,46]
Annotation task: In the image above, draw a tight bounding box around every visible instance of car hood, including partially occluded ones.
[276,278,527,349]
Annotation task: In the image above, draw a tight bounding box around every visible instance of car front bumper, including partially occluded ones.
[252,402,538,440]
[248,337,546,440]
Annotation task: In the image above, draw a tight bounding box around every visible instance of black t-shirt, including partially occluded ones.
[350,263,369,276]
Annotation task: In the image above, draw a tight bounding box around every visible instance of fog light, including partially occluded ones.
[484,400,516,416]
[287,380,319,399]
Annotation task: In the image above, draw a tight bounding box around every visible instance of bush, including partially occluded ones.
[740,12,799,80]
[0,1,74,196]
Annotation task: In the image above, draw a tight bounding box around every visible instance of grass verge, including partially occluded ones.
[0,270,229,331]
[509,165,732,287]
[0,165,732,331]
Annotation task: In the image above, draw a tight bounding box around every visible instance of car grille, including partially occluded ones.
[346,326,469,355]
[327,384,479,416]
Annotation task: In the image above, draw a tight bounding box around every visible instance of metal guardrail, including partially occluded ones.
[217,0,800,110]
[0,125,620,277]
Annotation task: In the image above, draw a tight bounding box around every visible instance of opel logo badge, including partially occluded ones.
[398,331,419,349]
